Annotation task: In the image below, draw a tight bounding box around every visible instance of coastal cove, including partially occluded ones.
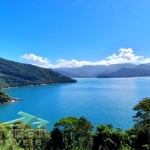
[1,78,150,130]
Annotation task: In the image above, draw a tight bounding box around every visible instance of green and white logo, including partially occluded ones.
[0,112,49,149]
[0,111,49,128]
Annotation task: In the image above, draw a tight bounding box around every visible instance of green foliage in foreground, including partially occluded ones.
[0,98,150,150]
[0,90,12,104]
[0,57,77,88]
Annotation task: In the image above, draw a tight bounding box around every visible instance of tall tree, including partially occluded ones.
[133,98,150,149]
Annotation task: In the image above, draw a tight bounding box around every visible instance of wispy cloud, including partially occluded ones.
[20,48,149,68]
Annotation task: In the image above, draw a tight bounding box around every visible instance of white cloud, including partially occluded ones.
[20,48,150,68]
[140,57,150,64]
[21,53,53,68]
[105,48,143,65]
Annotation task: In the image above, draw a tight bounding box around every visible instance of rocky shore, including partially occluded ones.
[0,98,21,105]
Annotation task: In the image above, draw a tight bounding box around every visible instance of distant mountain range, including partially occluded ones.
[97,68,150,78]
[52,70,82,78]
[52,63,150,78]
[0,57,76,88]
[52,63,136,78]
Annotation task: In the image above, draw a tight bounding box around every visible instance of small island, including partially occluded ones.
[0,90,20,104]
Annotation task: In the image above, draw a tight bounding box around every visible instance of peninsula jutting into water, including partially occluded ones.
[0,90,21,104]
[0,57,77,89]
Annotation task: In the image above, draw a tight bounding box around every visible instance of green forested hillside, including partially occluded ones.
[0,90,12,103]
[0,57,77,88]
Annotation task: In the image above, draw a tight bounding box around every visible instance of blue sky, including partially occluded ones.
[0,0,150,68]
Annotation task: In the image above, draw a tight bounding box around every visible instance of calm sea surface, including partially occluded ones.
[1,78,150,130]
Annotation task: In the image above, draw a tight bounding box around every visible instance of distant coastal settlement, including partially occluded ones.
[0,90,21,104]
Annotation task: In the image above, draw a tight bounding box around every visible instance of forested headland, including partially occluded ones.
[0,98,150,150]
[0,57,77,89]
[0,90,12,104]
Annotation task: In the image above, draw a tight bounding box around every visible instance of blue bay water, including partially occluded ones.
[1,78,150,130]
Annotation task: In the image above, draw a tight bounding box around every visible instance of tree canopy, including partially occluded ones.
[0,90,12,104]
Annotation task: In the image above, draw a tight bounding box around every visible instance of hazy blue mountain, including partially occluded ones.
[136,64,150,70]
[0,57,77,88]
[52,69,81,78]
[52,67,90,78]
[53,63,136,78]
[97,68,150,78]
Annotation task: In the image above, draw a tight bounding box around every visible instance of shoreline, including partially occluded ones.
[97,76,150,78]
[2,81,77,90]
[0,98,21,105]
